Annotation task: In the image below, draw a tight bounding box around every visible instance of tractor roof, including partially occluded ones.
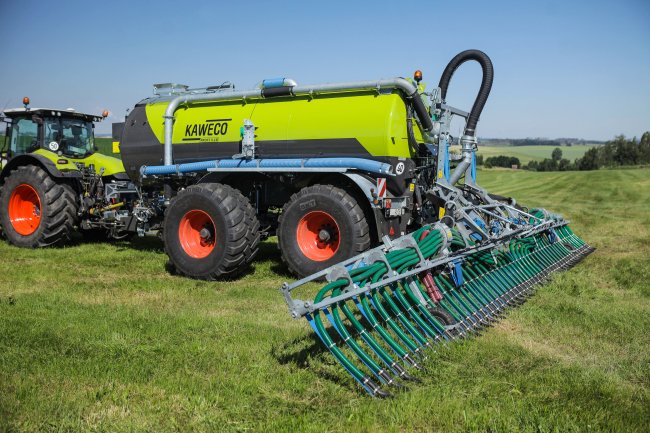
[2,108,103,122]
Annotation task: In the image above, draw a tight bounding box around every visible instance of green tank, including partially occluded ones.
[119,82,425,181]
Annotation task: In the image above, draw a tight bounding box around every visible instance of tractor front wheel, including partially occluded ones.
[0,165,78,247]
[163,183,260,279]
[278,184,370,278]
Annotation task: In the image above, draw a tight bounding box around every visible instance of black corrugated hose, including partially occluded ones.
[438,50,494,136]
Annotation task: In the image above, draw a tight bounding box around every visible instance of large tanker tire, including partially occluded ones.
[278,184,371,278]
[0,165,77,247]
[163,183,260,280]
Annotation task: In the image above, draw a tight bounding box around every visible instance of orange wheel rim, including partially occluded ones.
[178,210,216,259]
[8,184,42,236]
[296,211,340,261]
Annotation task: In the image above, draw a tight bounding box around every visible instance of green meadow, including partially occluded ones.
[477,144,594,165]
[1,168,648,432]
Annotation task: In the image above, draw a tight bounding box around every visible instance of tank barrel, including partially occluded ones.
[161,78,431,166]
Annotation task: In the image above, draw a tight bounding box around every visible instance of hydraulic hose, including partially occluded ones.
[438,49,494,136]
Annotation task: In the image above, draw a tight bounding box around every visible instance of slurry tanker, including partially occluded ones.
[0,50,592,396]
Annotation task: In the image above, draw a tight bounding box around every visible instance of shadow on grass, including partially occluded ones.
[271,332,358,391]
[256,240,294,278]
[69,231,165,252]
[123,235,165,252]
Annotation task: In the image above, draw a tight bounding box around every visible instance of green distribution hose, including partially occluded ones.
[303,219,594,397]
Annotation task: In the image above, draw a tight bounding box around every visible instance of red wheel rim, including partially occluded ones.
[178,210,216,259]
[8,184,42,236]
[296,211,340,261]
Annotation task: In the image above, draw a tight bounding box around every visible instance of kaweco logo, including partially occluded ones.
[182,118,231,142]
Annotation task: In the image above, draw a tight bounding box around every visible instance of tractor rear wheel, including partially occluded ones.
[163,183,260,279]
[278,184,370,278]
[0,165,77,247]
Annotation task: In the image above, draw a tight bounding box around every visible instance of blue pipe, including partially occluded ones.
[443,143,450,181]
[141,157,393,176]
[470,151,476,183]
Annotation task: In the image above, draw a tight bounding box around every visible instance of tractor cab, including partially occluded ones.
[1,102,125,177]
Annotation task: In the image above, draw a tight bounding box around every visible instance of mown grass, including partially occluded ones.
[477,144,594,164]
[94,137,114,156]
[1,168,649,432]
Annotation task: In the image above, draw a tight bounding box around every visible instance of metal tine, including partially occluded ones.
[434,274,484,332]
[464,263,510,312]
[363,251,441,346]
[447,277,494,327]
[306,311,389,398]
[459,268,502,321]
[389,281,444,344]
[381,239,454,341]
[352,295,422,370]
[325,302,398,387]
[321,306,385,382]
[403,277,456,340]
[367,289,428,361]
[430,275,478,334]
[337,296,414,382]
[360,254,435,356]
[376,286,433,352]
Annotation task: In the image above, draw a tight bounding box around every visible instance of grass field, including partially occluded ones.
[1,168,649,432]
[94,137,114,156]
[477,145,594,165]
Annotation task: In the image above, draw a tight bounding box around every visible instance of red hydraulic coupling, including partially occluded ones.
[419,230,444,302]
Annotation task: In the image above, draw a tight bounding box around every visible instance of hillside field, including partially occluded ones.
[477,144,594,165]
[0,168,649,432]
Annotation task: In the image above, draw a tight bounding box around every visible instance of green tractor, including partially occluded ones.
[0,98,129,246]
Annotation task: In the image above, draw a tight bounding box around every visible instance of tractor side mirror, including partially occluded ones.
[31,115,43,125]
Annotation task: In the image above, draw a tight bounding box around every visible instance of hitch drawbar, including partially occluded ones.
[281,219,594,397]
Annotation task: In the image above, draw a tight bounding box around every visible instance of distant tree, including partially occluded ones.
[476,154,484,166]
[484,155,520,168]
[578,147,600,170]
[613,135,640,166]
[525,160,539,171]
[558,158,572,171]
[551,147,563,161]
[538,158,558,172]
[639,132,650,163]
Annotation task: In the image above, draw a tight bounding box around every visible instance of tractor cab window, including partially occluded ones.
[9,117,39,155]
[44,118,95,157]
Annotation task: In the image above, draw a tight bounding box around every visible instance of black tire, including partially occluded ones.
[163,183,260,280]
[427,306,456,326]
[0,165,77,247]
[277,184,370,278]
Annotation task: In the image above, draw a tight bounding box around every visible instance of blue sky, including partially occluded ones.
[1,0,648,139]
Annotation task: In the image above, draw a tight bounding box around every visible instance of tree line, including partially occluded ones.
[481,137,605,147]
[477,132,650,171]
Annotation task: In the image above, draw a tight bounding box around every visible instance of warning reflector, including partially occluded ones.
[376,178,387,198]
